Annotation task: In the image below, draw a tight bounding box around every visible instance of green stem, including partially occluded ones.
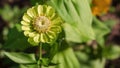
[37,43,42,68]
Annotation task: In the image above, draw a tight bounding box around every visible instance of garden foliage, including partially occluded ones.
[0,0,120,68]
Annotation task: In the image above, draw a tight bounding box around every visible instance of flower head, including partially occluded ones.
[21,5,62,45]
[91,0,112,16]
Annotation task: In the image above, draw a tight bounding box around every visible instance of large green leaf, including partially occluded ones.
[43,47,80,68]
[50,0,95,43]
[4,52,36,64]
[87,0,92,4]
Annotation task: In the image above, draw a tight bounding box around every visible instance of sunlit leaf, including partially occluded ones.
[50,0,95,43]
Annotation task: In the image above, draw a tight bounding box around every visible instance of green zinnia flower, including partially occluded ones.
[21,5,62,45]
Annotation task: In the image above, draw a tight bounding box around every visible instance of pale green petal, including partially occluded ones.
[29,32,37,37]
[22,26,31,30]
[21,21,29,26]
[50,26,62,33]
[37,5,43,16]
[33,34,40,43]
[27,8,33,17]
[27,7,37,18]
[43,5,47,14]
[46,31,56,39]
[24,31,31,36]
[51,17,62,25]
[28,38,38,46]
[50,13,56,20]
[40,33,45,43]
[40,33,49,43]
[23,13,31,22]
[46,6,55,17]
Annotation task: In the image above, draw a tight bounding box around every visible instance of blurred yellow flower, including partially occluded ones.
[92,0,112,16]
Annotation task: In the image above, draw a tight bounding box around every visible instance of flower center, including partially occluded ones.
[34,16,51,33]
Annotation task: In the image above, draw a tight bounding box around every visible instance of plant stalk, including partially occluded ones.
[37,43,42,68]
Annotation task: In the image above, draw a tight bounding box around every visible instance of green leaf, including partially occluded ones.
[50,0,95,43]
[103,45,120,60]
[0,5,26,24]
[41,42,61,66]
[43,47,80,68]
[0,5,14,21]
[87,0,92,4]
[103,20,116,29]
[92,17,110,45]
[90,59,106,68]
[3,26,31,51]
[75,51,88,62]
[75,51,106,68]
[4,52,36,64]
[42,58,50,66]
[20,64,37,68]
